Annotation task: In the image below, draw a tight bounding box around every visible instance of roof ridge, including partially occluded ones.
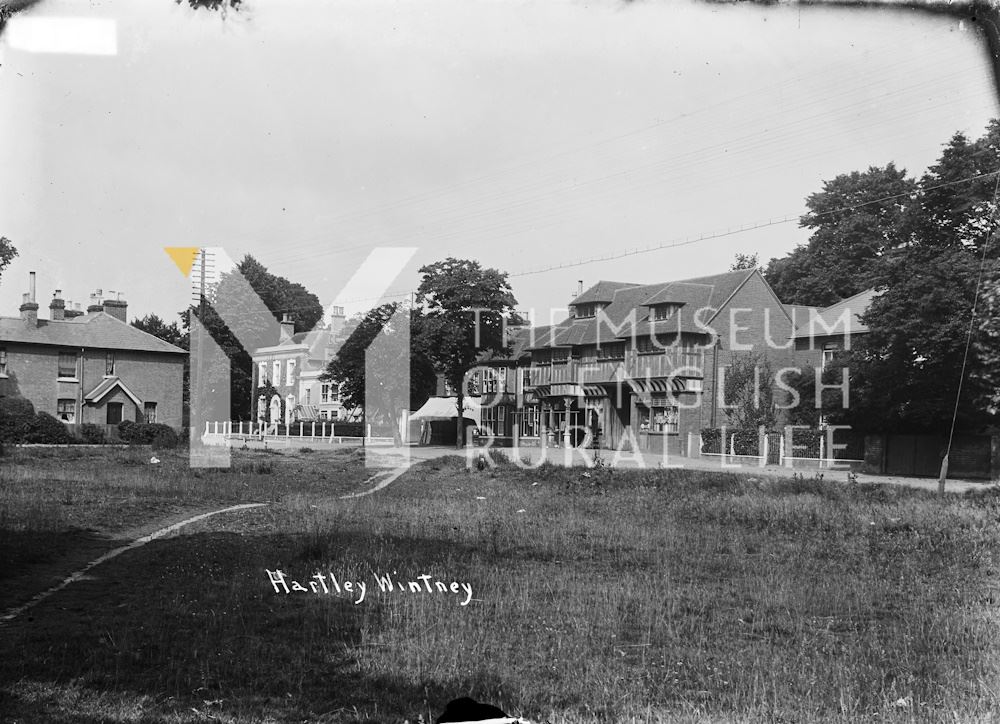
[821,287,880,310]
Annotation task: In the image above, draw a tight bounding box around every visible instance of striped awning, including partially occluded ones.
[535,383,608,399]
[627,377,686,394]
[294,404,319,421]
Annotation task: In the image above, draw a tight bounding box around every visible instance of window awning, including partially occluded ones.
[294,405,319,421]
[627,377,686,394]
[536,383,608,399]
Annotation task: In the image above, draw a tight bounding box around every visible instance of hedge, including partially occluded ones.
[26,412,75,444]
[118,420,179,449]
[271,421,365,437]
[700,428,762,456]
[80,423,106,444]
[0,397,36,443]
[701,426,865,460]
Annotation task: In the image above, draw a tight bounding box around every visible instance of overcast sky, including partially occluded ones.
[0,0,995,327]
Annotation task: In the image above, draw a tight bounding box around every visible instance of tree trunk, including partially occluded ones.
[456,387,464,449]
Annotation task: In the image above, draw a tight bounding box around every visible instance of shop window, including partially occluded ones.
[637,403,678,434]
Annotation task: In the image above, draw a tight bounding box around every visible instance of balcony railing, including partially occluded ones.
[626,349,704,379]
[527,350,704,387]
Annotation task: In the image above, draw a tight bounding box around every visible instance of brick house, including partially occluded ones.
[0,274,185,434]
[480,269,836,456]
[249,307,352,425]
[790,288,879,370]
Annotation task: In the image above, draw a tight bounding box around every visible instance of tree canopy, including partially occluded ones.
[764,164,914,307]
[183,254,323,420]
[132,313,186,349]
[416,258,518,446]
[797,123,1000,434]
[320,303,437,429]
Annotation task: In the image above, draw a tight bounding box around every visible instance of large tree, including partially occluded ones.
[825,124,1000,434]
[320,303,437,433]
[184,254,323,420]
[765,164,915,307]
[416,258,518,447]
[132,313,186,348]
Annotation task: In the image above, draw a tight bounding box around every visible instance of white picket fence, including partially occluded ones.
[200,420,394,447]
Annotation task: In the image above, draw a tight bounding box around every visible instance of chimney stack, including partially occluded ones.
[101,291,128,323]
[328,306,345,339]
[64,302,84,320]
[279,312,295,342]
[577,280,584,297]
[49,289,65,321]
[87,289,104,314]
[19,272,39,326]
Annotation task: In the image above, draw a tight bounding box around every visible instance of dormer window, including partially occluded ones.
[573,303,604,318]
[651,303,682,321]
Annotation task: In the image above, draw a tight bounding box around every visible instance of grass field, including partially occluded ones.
[1,446,998,723]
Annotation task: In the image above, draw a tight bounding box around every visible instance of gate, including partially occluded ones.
[765,432,782,465]
[885,433,991,479]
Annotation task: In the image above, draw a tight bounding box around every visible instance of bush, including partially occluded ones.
[150,424,179,449]
[25,412,74,444]
[118,421,179,448]
[700,427,761,456]
[0,397,36,443]
[80,423,106,444]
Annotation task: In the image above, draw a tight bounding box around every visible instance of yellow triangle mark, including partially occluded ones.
[164,247,201,277]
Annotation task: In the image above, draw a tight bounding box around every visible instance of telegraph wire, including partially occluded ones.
[939,171,1000,493]
[196,167,1000,313]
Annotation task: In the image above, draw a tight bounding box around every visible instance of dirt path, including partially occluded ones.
[0,503,267,624]
[1,460,420,625]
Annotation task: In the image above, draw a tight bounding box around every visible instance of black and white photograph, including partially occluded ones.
[1,0,999,721]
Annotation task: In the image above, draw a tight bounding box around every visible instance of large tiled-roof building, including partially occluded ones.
[473,269,876,458]
[0,273,186,434]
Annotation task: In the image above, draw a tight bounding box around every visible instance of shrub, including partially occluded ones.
[118,421,179,448]
[700,427,762,456]
[0,396,36,443]
[25,412,74,444]
[150,424,179,449]
[80,423,106,444]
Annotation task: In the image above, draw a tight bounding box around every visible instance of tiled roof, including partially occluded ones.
[0,312,186,354]
[791,288,880,339]
[783,304,822,330]
[530,269,756,348]
[477,326,549,363]
[569,281,637,305]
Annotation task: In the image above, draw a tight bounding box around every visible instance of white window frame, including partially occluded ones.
[58,352,78,380]
[286,358,296,386]
[273,360,281,385]
[57,398,76,423]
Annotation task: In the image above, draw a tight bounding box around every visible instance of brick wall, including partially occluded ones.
[0,343,183,429]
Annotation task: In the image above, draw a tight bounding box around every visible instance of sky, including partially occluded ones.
[0,0,996,329]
